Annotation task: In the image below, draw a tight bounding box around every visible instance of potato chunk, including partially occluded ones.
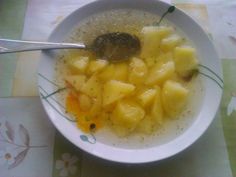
[89,94,102,117]
[113,62,128,81]
[141,26,173,58]
[144,52,172,68]
[137,89,157,107]
[87,59,108,75]
[144,52,173,69]
[156,52,173,64]
[162,80,189,117]
[98,64,115,81]
[103,80,135,106]
[160,34,183,52]
[144,57,158,68]
[150,86,163,124]
[128,57,148,84]
[111,100,145,136]
[174,46,198,78]
[65,75,86,91]
[80,75,102,98]
[68,56,89,74]
[146,61,175,85]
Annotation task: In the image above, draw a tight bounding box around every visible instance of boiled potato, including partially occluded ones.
[146,61,175,85]
[141,26,173,58]
[80,74,102,98]
[157,52,173,64]
[174,46,198,78]
[144,57,158,68]
[160,34,183,52]
[153,26,173,38]
[111,100,145,136]
[65,75,86,91]
[103,80,135,106]
[128,57,148,84]
[68,56,89,74]
[98,64,115,81]
[144,52,172,68]
[162,80,189,117]
[89,94,102,117]
[113,62,128,81]
[150,86,163,125]
[87,59,108,75]
[137,88,157,107]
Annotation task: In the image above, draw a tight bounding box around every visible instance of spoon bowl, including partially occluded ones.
[92,32,140,61]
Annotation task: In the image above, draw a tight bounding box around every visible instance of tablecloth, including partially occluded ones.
[0,0,236,177]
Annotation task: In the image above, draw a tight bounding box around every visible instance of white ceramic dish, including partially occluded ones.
[38,0,223,163]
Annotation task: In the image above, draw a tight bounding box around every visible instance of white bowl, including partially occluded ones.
[38,0,223,163]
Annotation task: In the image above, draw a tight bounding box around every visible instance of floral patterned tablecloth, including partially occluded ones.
[0,0,236,177]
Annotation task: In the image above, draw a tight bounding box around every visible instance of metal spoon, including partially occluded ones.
[0,32,140,61]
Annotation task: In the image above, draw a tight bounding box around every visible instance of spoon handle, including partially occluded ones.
[0,39,86,54]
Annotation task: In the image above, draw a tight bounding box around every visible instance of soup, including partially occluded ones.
[54,9,204,141]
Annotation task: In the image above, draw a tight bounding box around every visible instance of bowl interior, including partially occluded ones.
[38,0,222,163]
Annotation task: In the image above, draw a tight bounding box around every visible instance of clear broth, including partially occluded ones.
[54,9,205,149]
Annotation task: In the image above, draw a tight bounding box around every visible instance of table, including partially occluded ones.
[0,0,236,177]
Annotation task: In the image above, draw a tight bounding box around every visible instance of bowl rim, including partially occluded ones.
[37,0,223,164]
